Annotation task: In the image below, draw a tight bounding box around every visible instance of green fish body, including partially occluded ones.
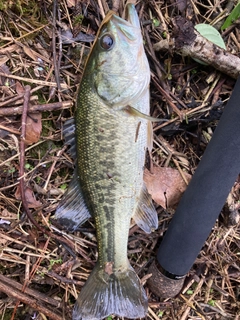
[54,4,158,319]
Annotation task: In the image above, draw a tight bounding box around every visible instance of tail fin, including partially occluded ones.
[73,262,148,320]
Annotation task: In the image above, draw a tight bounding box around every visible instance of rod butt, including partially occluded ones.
[148,260,185,298]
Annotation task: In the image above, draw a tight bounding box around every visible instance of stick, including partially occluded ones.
[0,275,60,308]
[152,77,183,119]
[153,17,240,79]
[19,86,43,232]
[0,72,69,88]
[0,100,73,116]
[0,275,62,320]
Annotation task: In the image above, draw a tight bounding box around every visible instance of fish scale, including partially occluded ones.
[54,4,158,320]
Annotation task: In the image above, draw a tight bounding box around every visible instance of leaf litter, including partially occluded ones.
[0,0,239,320]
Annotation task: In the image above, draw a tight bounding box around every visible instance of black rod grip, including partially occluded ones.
[157,77,240,276]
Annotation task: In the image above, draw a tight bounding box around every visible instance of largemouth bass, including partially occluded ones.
[54,4,158,319]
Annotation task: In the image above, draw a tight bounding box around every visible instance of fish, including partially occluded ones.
[54,4,158,320]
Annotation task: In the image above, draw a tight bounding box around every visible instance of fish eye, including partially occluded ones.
[100,33,115,50]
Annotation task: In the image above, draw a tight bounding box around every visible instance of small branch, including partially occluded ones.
[43,146,67,191]
[19,86,43,232]
[0,274,60,308]
[0,275,62,320]
[0,100,73,116]
[52,0,62,95]
[0,72,69,88]
[0,93,24,107]
[97,0,106,18]
[153,17,240,79]
[152,76,183,119]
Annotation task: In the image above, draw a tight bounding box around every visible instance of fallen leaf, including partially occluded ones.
[15,81,25,94]
[144,166,191,209]
[15,184,42,208]
[34,42,50,59]
[1,208,18,220]
[25,112,42,145]
[0,55,9,66]
[23,45,39,61]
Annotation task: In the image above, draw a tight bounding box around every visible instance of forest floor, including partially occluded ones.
[0,0,239,319]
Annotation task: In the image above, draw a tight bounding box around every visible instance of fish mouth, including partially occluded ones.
[123,3,140,29]
[101,4,140,41]
[112,4,140,40]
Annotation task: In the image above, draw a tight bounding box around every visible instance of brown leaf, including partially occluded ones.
[25,113,42,145]
[144,166,191,209]
[15,81,25,94]
[23,45,39,61]
[0,55,9,66]
[1,208,18,220]
[15,184,42,208]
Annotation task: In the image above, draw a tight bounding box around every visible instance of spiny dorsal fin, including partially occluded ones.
[62,118,77,159]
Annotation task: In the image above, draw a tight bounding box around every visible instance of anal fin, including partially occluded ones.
[132,183,158,233]
[53,170,91,231]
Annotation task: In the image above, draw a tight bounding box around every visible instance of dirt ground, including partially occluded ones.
[0,0,239,319]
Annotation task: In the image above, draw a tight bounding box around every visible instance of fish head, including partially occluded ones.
[86,4,150,108]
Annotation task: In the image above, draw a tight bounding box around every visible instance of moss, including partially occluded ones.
[73,14,84,26]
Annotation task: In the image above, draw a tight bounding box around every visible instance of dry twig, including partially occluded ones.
[0,100,73,116]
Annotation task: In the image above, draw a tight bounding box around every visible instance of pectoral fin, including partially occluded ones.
[147,120,153,152]
[132,183,158,233]
[53,170,91,231]
[123,105,166,122]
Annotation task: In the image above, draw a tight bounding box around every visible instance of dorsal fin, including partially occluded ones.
[62,118,77,159]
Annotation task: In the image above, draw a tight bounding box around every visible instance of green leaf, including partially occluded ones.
[60,183,68,190]
[152,18,160,27]
[25,163,33,170]
[194,24,226,65]
[221,2,240,31]
[158,311,164,317]
[208,299,216,306]
[186,289,194,295]
[195,24,226,49]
